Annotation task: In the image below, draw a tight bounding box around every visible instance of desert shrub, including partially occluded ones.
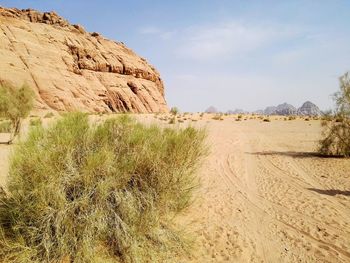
[288,116,296,120]
[0,113,207,263]
[0,120,12,133]
[263,118,271,122]
[168,116,176,124]
[212,114,223,120]
[319,72,350,156]
[0,82,34,143]
[29,118,42,127]
[44,112,54,118]
[170,107,179,115]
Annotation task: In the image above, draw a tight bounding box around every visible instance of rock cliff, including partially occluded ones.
[0,7,168,113]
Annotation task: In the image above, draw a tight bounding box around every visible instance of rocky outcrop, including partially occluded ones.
[297,101,322,116]
[0,7,168,113]
[274,103,297,116]
[263,106,277,115]
[260,102,321,116]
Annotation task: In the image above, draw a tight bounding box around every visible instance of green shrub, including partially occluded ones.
[212,114,223,120]
[0,82,34,143]
[169,116,176,124]
[44,112,54,118]
[170,107,179,115]
[0,113,207,262]
[319,72,350,156]
[29,118,42,127]
[0,120,12,133]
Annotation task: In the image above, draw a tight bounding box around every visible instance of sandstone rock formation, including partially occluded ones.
[260,101,321,116]
[297,101,322,116]
[274,103,297,116]
[263,106,277,115]
[0,7,168,113]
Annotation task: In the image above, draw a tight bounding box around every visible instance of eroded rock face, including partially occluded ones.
[0,7,168,113]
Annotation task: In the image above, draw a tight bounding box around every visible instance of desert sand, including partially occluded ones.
[175,114,350,263]
[0,114,349,262]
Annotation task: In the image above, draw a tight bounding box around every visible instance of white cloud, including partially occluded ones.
[175,21,304,61]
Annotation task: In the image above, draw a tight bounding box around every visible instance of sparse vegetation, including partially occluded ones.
[263,118,271,122]
[319,72,350,156]
[0,113,207,262]
[212,113,224,120]
[170,107,179,115]
[29,118,42,127]
[44,112,55,118]
[169,116,176,124]
[0,120,12,133]
[0,82,34,144]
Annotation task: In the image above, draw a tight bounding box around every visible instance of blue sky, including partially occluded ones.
[1,0,350,112]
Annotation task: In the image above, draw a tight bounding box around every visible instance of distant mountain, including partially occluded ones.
[205,106,218,113]
[260,101,321,116]
[227,109,246,114]
[297,101,322,116]
[263,106,277,115]
[275,103,297,115]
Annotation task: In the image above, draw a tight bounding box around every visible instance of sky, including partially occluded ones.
[1,0,350,112]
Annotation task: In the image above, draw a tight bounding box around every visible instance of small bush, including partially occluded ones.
[0,120,12,133]
[212,114,223,120]
[263,118,271,122]
[170,107,179,115]
[29,118,42,127]
[44,112,54,118]
[0,113,207,262]
[0,82,34,143]
[319,72,350,156]
[288,116,296,120]
[169,116,176,124]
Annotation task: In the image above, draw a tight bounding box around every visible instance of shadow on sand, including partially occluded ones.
[248,151,345,159]
[307,188,350,196]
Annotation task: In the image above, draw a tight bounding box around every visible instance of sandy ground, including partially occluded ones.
[0,114,349,262]
[175,114,350,263]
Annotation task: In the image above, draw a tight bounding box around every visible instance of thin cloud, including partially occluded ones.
[175,21,305,61]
